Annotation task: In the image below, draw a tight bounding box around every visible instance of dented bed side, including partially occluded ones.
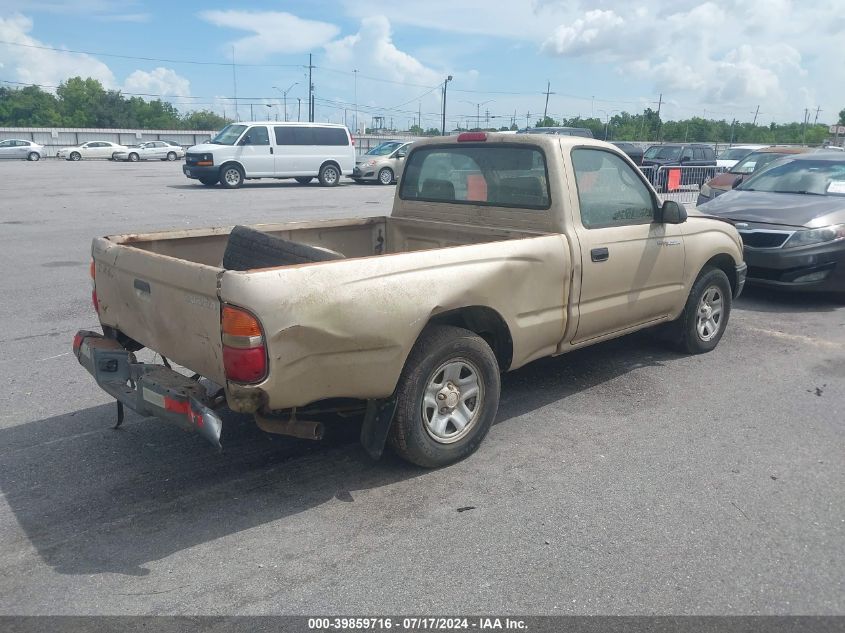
[219,233,570,411]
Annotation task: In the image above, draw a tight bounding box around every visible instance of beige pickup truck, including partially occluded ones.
[74,132,746,467]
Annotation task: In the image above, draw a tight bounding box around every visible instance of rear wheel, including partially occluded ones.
[128,153,139,162]
[388,325,500,468]
[220,164,244,189]
[671,267,732,354]
[166,151,177,161]
[295,176,313,184]
[378,167,394,185]
[27,152,40,161]
[318,163,340,187]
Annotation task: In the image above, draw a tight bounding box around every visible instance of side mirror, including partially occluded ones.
[660,199,687,224]
[680,155,691,162]
[396,151,406,159]
[732,175,744,188]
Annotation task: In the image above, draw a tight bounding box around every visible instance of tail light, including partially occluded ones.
[90,260,99,313]
[221,305,267,383]
[457,132,487,142]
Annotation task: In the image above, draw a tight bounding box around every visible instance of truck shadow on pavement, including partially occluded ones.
[735,286,843,314]
[0,332,677,577]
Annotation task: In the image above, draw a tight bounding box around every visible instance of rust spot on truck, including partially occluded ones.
[225,384,267,413]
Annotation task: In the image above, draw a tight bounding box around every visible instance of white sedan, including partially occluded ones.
[0,139,45,161]
[113,141,185,162]
[57,141,128,161]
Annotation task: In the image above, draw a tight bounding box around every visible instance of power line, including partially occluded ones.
[0,39,303,67]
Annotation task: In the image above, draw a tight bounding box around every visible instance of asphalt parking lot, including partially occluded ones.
[0,159,843,615]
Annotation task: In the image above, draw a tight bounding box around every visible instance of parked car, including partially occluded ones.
[697,152,845,293]
[75,132,744,467]
[716,144,768,169]
[517,126,593,138]
[698,146,812,206]
[0,139,45,161]
[611,141,644,165]
[113,141,185,162]
[183,122,355,188]
[642,143,717,191]
[353,140,411,184]
[57,141,127,161]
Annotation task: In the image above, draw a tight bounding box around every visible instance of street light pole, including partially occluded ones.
[461,99,493,131]
[353,69,358,134]
[441,75,453,136]
[273,83,298,122]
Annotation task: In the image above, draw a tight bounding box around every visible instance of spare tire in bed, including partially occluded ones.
[222,225,344,271]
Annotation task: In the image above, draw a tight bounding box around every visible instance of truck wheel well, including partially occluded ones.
[702,253,737,294]
[427,306,513,371]
[320,160,341,172]
[218,160,244,174]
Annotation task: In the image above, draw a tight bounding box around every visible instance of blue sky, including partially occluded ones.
[1,0,843,130]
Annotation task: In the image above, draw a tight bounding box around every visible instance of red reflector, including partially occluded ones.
[223,345,267,383]
[92,289,99,312]
[73,333,84,352]
[457,132,487,142]
[164,397,190,415]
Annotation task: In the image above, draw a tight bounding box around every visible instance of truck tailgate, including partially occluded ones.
[92,236,225,384]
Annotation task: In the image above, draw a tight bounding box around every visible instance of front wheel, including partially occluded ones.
[69,152,81,161]
[166,151,177,161]
[388,325,500,468]
[295,176,313,184]
[378,167,394,185]
[128,153,139,162]
[27,152,40,161]
[672,267,732,354]
[318,163,340,186]
[219,164,244,189]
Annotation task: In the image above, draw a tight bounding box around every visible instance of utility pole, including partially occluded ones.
[802,108,809,144]
[441,75,453,136]
[418,102,421,131]
[655,93,663,141]
[249,103,254,122]
[307,53,315,122]
[231,46,239,122]
[353,69,358,134]
[729,118,736,145]
[543,81,554,121]
[526,111,531,129]
[813,105,822,125]
[752,105,760,126]
[297,98,301,122]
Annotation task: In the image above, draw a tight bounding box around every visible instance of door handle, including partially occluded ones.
[270,147,274,154]
[591,247,609,262]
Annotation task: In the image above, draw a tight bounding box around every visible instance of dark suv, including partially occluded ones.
[641,143,717,191]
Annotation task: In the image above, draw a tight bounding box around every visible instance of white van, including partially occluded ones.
[183,122,356,188]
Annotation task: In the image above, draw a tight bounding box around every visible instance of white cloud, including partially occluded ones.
[324,15,443,87]
[0,13,116,88]
[199,10,340,60]
[541,10,625,56]
[123,67,191,98]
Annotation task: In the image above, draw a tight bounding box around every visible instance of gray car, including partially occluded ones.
[0,139,45,161]
[697,152,845,293]
[353,140,411,184]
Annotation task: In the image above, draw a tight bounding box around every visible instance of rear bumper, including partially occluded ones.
[72,330,224,448]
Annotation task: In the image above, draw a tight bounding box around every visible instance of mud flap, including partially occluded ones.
[359,397,398,460]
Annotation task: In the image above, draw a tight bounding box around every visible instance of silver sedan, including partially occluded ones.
[0,139,45,161]
[353,141,412,184]
[113,141,185,162]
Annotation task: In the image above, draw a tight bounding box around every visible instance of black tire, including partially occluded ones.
[199,176,218,186]
[318,163,340,187]
[388,325,500,468]
[672,266,733,354]
[69,152,81,161]
[378,167,394,185]
[219,163,244,189]
[222,225,344,271]
[111,153,119,161]
[295,176,313,184]
[128,152,139,162]
[27,152,40,162]
[166,151,177,161]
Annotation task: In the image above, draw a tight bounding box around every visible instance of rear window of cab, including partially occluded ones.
[399,144,551,210]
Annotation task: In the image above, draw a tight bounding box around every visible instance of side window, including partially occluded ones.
[704,147,716,160]
[244,126,270,145]
[313,127,349,146]
[274,127,315,145]
[681,147,694,161]
[693,148,705,160]
[0,140,12,147]
[572,148,655,229]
